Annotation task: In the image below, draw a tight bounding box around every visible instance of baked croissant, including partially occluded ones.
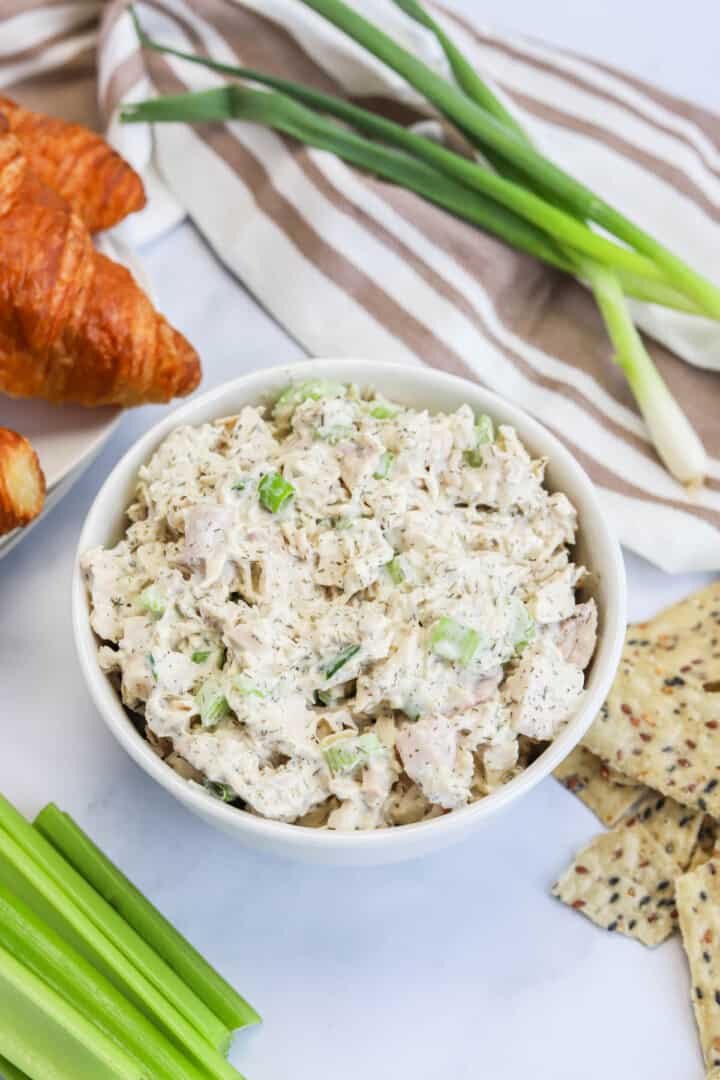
[0,427,45,535]
[0,133,200,407]
[0,96,146,231]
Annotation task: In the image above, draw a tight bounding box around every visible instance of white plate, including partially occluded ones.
[0,397,120,492]
[0,235,154,548]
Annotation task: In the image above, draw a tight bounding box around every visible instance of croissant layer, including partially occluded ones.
[0,140,201,407]
[0,96,146,231]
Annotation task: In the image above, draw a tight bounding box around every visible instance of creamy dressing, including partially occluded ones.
[83,381,597,830]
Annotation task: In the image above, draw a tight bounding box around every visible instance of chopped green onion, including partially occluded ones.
[148,654,158,683]
[258,472,295,513]
[203,782,236,804]
[321,732,382,775]
[231,480,248,492]
[233,679,267,699]
[0,797,235,1073]
[324,644,361,680]
[0,885,204,1080]
[191,650,211,664]
[430,617,481,666]
[271,379,343,419]
[0,943,146,1080]
[386,555,406,585]
[195,680,231,728]
[34,804,260,1032]
[373,451,395,480]
[137,585,166,618]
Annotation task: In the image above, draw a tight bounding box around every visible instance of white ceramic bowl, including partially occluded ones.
[73,360,626,865]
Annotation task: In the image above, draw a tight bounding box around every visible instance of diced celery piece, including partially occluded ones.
[191,650,211,664]
[258,472,295,513]
[386,555,406,585]
[137,585,165,617]
[195,680,231,728]
[430,617,481,666]
[464,414,495,466]
[315,424,353,445]
[233,679,267,700]
[512,600,536,654]
[373,451,395,480]
[475,414,495,444]
[272,379,343,419]
[324,644,360,680]
[369,402,399,419]
[321,733,382,775]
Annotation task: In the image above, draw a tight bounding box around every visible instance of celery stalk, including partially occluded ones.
[0,885,206,1080]
[0,794,228,1052]
[35,805,260,1031]
[0,943,146,1080]
[0,822,239,1080]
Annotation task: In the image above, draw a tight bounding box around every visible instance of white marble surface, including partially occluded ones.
[1,2,718,1077]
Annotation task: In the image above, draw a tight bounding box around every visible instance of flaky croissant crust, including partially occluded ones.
[0,96,146,231]
[0,133,200,407]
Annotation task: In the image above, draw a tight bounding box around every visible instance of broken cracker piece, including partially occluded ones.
[583,583,720,816]
[676,859,720,1070]
[552,821,680,947]
[625,791,703,873]
[554,745,647,827]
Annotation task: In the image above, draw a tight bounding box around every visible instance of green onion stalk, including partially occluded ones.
[124,2,713,483]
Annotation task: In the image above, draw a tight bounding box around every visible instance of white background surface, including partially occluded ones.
[1,2,718,1078]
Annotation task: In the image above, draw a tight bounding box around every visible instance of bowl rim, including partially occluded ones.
[72,358,627,851]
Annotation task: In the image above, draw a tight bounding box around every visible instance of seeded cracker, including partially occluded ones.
[625,791,704,872]
[689,820,720,871]
[676,860,720,1069]
[554,745,647,826]
[552,822,680,946]
[583,583,720,815]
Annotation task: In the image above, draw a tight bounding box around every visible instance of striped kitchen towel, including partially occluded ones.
[3,0,720,572]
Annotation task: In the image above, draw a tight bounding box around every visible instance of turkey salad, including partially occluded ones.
[82,380,597,830]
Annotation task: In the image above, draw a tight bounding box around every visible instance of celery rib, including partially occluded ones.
[0,885,206,1080]
[0,944,146,1080]
[35,805,260,1032]
[0,804,239,1080]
